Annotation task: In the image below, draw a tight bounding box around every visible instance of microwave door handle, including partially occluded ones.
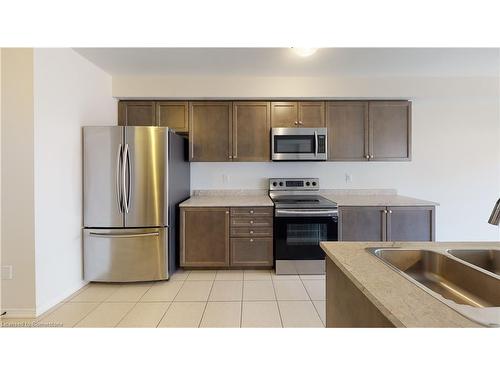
[314,131,318,157]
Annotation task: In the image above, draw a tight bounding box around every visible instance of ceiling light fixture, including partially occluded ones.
[292,48,318,57]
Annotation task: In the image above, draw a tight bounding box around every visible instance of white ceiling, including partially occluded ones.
[74,48,499,77]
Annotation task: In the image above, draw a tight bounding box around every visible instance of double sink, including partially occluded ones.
[368,247,500,327]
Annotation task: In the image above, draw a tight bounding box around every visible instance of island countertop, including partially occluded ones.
[320,241,500,328]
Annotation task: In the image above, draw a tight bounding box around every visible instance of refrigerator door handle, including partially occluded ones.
[88,232,160,238]
[122,143,130,213]
[116,144,123,213]
[126,143,131,212]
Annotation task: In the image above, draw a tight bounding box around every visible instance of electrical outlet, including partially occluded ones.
[1,265,13,280]
[345,173,353,184]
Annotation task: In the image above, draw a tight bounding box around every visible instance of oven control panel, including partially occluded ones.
[269,178,319,191]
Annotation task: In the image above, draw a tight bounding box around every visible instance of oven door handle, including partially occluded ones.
[275,209,338,217]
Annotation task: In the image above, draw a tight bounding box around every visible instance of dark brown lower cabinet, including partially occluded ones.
[180,206,273,268]
[230,238,273,267]
[387,206,435,241]
[339,205,435,241]
[180,207,230,267]
[339,206,386,241]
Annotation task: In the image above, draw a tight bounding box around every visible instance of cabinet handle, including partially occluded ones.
[250,238,254,242]
[250,220,254,224]
[294,121,298,125]
[365,155,370,159]
[388,210,393,214]
[383,209,388,214]
[226,211,229,214]
[250,230,254,234]
[298,121,303,125]
[249,210,254,214]
[370,155,374,159]
[229,155,233,159]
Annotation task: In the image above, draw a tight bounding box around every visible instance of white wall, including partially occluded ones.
[1,49,37,317]
[33,48,116,315]
[114,74,500,241]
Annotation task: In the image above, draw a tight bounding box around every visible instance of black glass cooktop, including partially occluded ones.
[272,195,337,209]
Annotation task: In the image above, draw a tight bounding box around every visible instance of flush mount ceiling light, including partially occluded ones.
[292,48,318,57]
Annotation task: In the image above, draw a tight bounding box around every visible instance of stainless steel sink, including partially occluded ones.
[368,248,500,326]
[447,249,500,277]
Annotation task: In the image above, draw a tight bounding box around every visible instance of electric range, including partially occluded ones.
[269,178,338,275]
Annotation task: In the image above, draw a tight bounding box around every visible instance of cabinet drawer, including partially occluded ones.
[231,217,273,227]
[230,207,273,217]
[230,227,273,237]
[230,238,273,267]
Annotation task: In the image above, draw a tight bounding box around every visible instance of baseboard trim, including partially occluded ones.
[35,280,89,317]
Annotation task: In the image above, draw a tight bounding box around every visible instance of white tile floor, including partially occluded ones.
[1,269,325,328]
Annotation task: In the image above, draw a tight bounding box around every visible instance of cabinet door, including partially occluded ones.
[326,101,369,161]
[271,102,298,127]
[339,206,387,241]
[230,238,273,267]
[157,101,188,133]
[232,101,270,161]
[118,101,156,126]
[298,101,325,127]
[189,101,232,161]
[180,208,230,267]
[387,206,435,241]
[369,101,411,160]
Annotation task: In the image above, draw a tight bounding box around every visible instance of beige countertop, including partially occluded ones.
[179,190,273,207]
[320,241,500,328]
[321,189,438,206]
[180,189,438,208]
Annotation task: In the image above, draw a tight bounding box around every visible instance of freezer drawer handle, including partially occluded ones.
[88,232,160,238]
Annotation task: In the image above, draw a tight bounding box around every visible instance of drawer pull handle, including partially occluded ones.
[249,238,254,242]
[250,220,254,224]
[250,230,254,234]
[250,210,254,214]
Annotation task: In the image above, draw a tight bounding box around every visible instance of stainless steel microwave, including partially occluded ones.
[271,127,327,161]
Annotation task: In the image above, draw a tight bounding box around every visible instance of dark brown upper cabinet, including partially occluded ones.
[326,100,411,161]
[232,101,271,161]
[271,101,325,128]
[298,101,325,128]
[118,101,156,126]
[369,101,411,160]
[326,101,369,161]
[270,102,297,127]
[156,101,189,133]
[189,101,232,161]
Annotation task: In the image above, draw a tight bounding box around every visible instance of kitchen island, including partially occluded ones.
[320,241,500,328]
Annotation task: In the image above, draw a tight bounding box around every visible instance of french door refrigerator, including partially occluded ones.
[83,126,190,282]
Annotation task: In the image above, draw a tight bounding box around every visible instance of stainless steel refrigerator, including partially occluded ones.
[83,126,190,282]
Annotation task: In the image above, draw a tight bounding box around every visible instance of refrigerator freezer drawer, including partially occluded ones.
[83,227,168,282]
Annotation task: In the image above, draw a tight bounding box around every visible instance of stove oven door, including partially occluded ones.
[274,215,338,261]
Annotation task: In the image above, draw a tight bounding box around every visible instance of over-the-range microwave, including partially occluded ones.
[271,127,327,161]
